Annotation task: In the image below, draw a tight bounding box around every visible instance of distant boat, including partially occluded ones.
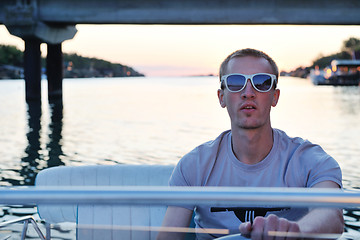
[310,68,330,85]
[311,59,360,86]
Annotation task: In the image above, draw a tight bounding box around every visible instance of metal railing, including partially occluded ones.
[0,186,359,239]
[0,186,359,207]
[0,215,48,240]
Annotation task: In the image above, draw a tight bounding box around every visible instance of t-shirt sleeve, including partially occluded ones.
[169,131,228,188]
[168,150,198,210]
[300,143,342,188]
[308,154,342,188]
[169,150,196,187]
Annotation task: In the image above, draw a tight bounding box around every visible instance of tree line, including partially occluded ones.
[0,44,144,79]
[312,37,360,69]
[283,37,360,78]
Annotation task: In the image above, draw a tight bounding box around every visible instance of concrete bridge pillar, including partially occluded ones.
[24,38,42,102]
[47,44,63,102]
[4,1,76,102]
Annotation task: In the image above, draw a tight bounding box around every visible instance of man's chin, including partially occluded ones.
[237,123,262,130]
[242,126,260,130]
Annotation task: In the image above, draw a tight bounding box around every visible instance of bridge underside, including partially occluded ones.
[2,0,360,25]
[0,0,360,102]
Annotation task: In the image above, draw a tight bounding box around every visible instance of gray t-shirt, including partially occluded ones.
[169,129,342,239]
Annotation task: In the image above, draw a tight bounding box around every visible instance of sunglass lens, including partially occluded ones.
[253,74,272,91]
[227,75,246,92]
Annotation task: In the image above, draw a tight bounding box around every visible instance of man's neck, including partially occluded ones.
[231,126,274,165]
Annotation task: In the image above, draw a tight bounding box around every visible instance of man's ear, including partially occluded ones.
[272,89,280,107]
[218,89,226,108]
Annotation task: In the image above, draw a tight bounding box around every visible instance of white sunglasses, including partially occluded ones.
[221,73,277,93]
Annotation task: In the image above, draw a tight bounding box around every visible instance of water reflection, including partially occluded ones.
[333,86,360,115]
[47,100,65,168]
[345,209,360,233]
[20,101,42,185]
[18,100,65,185]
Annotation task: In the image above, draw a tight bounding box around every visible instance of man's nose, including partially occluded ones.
[241,79,256,98]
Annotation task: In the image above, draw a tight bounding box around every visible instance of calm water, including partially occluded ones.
[1,76,360,237]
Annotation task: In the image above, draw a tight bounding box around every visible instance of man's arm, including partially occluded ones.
[157,206,193,240]
[239,181,344,239]
[297,180,344,233]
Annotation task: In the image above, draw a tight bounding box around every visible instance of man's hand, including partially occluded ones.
[239,214,300,240]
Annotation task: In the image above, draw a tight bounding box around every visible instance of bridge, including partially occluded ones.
[1,0,360,102]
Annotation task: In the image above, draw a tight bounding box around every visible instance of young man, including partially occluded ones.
[157,48,343,240]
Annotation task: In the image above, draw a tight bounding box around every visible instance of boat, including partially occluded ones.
[312,59,360,86]
[310,66,331,85]
[0,165,358,240]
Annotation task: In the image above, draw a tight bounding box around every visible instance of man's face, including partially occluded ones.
[218,56,280,130]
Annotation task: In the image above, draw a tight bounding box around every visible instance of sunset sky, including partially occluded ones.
[1,24,360,76]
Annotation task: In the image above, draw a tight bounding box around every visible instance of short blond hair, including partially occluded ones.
[219,48,279,84]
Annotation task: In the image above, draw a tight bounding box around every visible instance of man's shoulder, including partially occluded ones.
[274,128,302,141]
[273,128,341,188]
[178,130,230,166]
[170,130,231,187]
[274,128,311,148]
[274,128,338,166]
[273,128,334,164]
[195,130,231,151]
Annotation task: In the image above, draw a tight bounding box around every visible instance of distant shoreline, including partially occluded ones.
[0,44,145,80]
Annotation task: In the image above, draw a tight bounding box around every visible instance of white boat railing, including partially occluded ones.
[1,186,359,239]
[0,186,359,208]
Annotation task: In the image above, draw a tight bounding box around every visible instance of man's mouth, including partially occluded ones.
[241,104,256,110]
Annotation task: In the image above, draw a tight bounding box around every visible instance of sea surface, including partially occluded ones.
[1,76,360,238]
